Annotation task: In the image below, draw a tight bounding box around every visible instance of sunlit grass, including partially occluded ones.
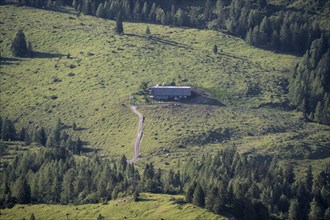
[0,5,329,171]
[0,193,226,220]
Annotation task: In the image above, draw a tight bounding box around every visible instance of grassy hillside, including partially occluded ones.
[0,5,329,171]
[0,193,226,219]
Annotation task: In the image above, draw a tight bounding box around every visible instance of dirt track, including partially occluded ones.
[127,105,143,163]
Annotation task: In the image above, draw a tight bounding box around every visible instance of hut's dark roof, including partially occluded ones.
[150,86,192,96]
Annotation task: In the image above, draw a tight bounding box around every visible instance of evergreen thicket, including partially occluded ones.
[9,0,327,56]
[289,36,330,125]
[1,119,329,220]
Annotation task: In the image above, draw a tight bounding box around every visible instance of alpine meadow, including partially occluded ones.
[0,0,329,220]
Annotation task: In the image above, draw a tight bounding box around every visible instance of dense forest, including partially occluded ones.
[1,118,330,219]
[289,36,330,125]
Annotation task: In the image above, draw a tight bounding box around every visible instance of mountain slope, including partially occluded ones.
[0,5,329,170]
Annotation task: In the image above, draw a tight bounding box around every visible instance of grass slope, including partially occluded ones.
[0,6,329,171]
[0,193,226,220]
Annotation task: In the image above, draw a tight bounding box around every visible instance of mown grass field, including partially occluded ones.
[0,5,329,172]
[0,193,226,220]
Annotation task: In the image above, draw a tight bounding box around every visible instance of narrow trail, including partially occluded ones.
[127,105,143,163]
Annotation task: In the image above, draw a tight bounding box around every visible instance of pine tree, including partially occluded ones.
[1,118,16,141]
[60,169,76,204]
[133,0,141,20]
[314,101,323,122]
[11,29,31,57]
[324,207,330,220]
[308,198,322,220]
[97,213,104,220]
[19,127,26,141]
[29,213,36,220]
[115,12,124,34]
[12,177,31,204]
[192,183,205,207]
[141,1,148,20]
[72,0,78,9]
[122,0,131,19]
[82,0,92,15]
[215,0,225,18]
[96,3,105,18]
[305,165,313,192]
[271,30,280,50]
[175,8,186,26]
[38,127,47,146]
[204,0,211,21]
[145,26,151,36]
[133,190,139,202]
[205,186,217,211]
[148,3,157,21]
[288,199,300,220]
[213,44,218,54]
[245,28,253,45]
[279,23,291,51]
[185,182,196,203]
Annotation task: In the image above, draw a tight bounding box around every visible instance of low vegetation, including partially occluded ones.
[0,193,225,220]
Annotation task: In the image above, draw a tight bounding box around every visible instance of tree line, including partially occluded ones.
[181,148,330,220]
[289,36,330,125]
[1,118,329,219]
[7,0,328,56]
[0,117,83,154]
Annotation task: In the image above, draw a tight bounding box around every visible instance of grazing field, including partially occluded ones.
[0,5,329,172]
[0,193,226,220]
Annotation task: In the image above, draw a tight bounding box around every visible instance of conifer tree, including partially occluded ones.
[305,165,313,192]
[19,127,26,141]
[82,0,92,15]
[192,183,205,207]
[185,182,196,203]
[1,118,16,141]
[11,29,31,57]
[115,12,124,34]
[12,177,31,204]
[205,186,217,211]
[148,3,157,21]
[213,44,218,54]
[72,0,78,9]
[324,208,330,220]
[288,199,300,220]
[215,0,225,18]
[204,0,212,21]
[308,198,322,220]
[141,1,148,20]
[145,26,151,36]
[133,190,139,201]
[133,0,141,20]
[29,213,36,220]
[96,3,105,18]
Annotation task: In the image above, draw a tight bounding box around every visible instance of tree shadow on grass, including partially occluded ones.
[32,51,63,58]
[125,33,191,49]
[0,57,21,65]
[136,197,158,202]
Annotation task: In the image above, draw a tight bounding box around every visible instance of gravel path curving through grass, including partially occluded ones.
[127,105,143,163]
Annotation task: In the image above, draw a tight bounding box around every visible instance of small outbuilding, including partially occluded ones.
[150,85,192,100]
